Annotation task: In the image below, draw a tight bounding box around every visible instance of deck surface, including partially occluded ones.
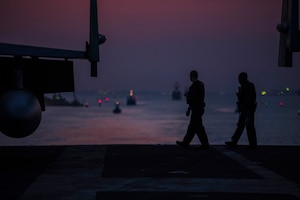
[0,145,299,200]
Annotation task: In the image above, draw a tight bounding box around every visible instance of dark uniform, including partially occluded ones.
[230,79,257,148]
[181,80,209,148]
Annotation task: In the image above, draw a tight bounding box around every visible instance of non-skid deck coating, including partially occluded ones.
[0,145,299,200]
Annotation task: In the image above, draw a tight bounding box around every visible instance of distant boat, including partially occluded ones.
[113,100,122,114]
[127,89,137,105]
[172,81,182,100]
[45,93,83,107]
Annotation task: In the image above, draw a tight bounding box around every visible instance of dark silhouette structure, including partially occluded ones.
[277,0,300,67]
[176,70,209,149]
[0,0,106,138]
[225,72,257,149]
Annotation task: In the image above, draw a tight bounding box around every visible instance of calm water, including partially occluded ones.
[0,91,300,146]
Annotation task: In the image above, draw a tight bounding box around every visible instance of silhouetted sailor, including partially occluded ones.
[225,72,257,149]
[176,70,210,149]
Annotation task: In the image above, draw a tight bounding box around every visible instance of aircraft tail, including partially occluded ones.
[88,0,106,77]
[277,0,299,67]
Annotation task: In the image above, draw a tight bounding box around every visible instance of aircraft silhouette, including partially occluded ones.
[0,0,106,138]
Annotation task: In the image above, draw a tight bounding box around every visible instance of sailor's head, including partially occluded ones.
[190,70,198,82]
[238,72,248,85]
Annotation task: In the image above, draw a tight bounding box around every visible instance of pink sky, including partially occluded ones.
[0,0,299,92]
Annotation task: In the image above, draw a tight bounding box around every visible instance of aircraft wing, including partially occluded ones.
[0,43,85,59]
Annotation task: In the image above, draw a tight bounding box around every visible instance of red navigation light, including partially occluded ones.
[280,101,284,107]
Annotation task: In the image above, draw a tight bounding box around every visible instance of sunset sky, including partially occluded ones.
[0,0,299,93]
